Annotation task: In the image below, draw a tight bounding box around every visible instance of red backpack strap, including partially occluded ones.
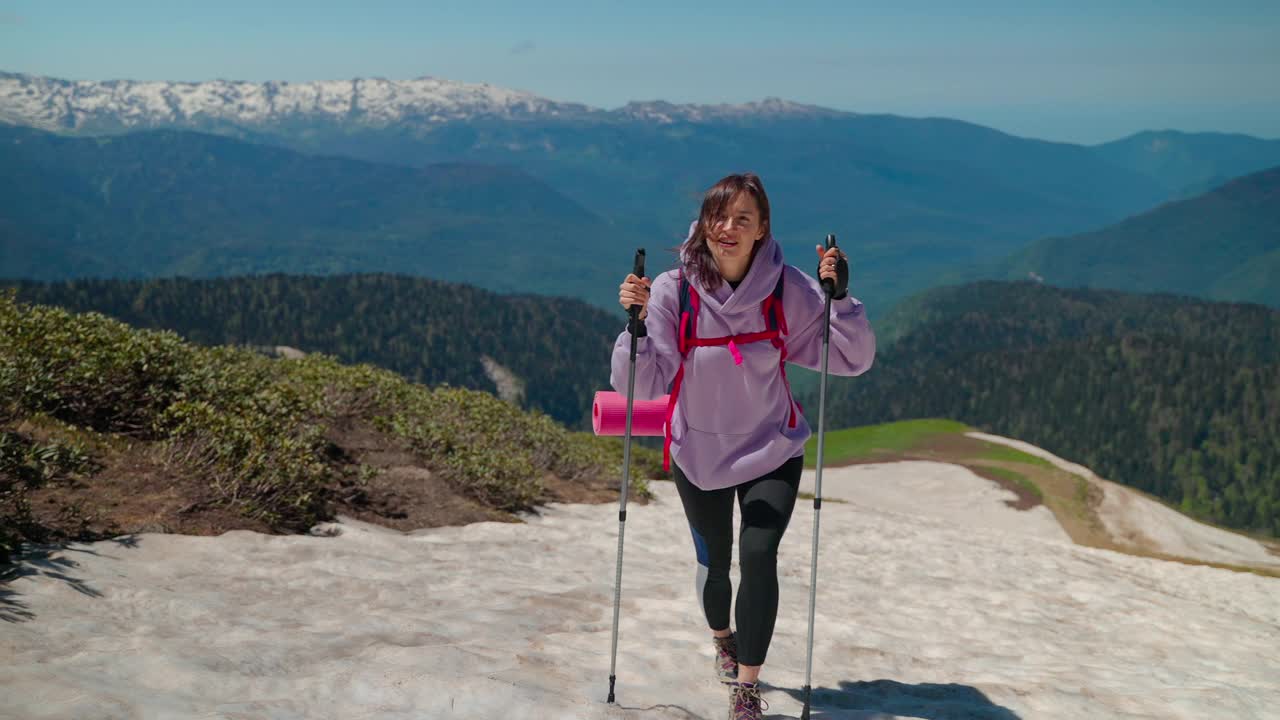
[665,270,699,471]
[663,363,684,472]
[676,271,699,353]
[761,272,788,336]
[761,272,799,428]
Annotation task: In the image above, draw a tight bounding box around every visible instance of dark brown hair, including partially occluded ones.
[679,173,772,291]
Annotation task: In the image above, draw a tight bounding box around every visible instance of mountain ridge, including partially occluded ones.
[0,71,849,132]
[0,123,640,308]
[995,164,1280,307]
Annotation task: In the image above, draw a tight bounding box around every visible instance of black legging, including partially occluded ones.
[672,455,803,666]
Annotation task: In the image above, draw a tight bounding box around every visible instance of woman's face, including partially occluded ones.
[706,191,766,264]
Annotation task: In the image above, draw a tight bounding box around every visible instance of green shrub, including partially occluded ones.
[1,292,653,557]
[385,386,653,511]
[0,292,195,437]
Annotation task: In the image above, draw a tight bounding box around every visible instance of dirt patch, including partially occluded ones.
[323,419,521,531]
[11,417,640,550]
[24,442,273,541]
[1023,466,1108,546]
[907,431,999,466]
[822,451,907,469]
[326,418,646,531]
[965,464,1043,511]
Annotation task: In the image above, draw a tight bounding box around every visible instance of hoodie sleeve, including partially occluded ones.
[783,267,876,376]
[610,271,682,400]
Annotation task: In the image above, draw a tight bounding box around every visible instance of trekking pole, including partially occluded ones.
[801,233,838,720]
[607,248,645,704]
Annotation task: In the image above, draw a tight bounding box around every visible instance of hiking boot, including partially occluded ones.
[727,681,768,720]
[713,632,738,682]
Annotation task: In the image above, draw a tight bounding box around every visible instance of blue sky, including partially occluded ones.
[2,1,1277,144]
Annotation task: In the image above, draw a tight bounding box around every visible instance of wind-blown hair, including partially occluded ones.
[679,173,772,291]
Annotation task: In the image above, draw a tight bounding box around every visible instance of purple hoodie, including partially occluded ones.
[610,231,876,491]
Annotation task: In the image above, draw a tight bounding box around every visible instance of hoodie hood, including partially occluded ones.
[678,219,785,316]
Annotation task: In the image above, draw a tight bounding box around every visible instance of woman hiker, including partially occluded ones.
[610,172,876,719]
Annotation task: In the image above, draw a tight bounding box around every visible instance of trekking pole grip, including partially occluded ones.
[820,234,837,297]
[628,249,646,335]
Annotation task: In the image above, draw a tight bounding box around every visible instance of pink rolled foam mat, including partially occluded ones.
[592,391,670,436]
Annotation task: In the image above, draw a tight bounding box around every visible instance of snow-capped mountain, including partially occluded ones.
[615,97,848,123]
[0,72,597,131]
[0,71,843,132]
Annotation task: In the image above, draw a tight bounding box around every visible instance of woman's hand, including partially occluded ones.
[619,273,651,321]
[815,244,850,299]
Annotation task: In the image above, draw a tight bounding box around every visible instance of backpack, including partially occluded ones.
[663,269,800,472]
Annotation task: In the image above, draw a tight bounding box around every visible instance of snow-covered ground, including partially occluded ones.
[968,431,1280,571]
[3,457,1277,719]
